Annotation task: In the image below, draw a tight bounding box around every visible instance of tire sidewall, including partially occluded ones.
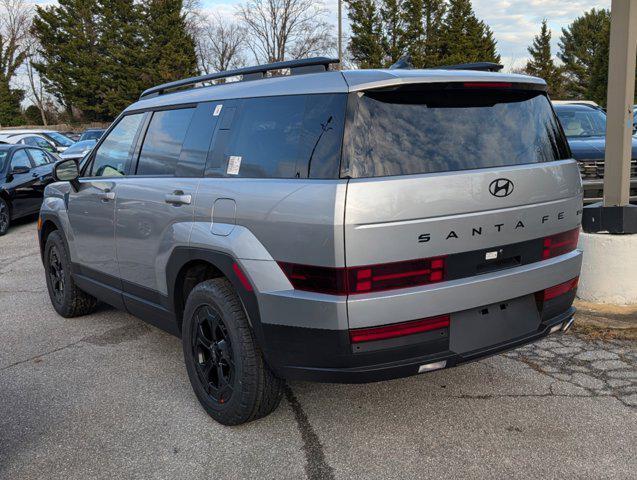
[0,198,9,236]
[182,281,257,422]
[44,232,73,315]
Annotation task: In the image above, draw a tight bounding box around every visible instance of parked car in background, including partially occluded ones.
[553,102,637,204]
[0,129,74,153]
[79,129,106,142]
[0,145,59,235]
[63,131,81,142]
[58,139,96,165]
[0,133,59,154]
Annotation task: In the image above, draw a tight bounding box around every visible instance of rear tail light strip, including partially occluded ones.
[537,277,579,302]
[279,256,446,296]
[542,228,580,260]
[349,315,450,343]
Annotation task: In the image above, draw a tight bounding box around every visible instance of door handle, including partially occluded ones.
[99,191,115,202]
[165,191,192,206]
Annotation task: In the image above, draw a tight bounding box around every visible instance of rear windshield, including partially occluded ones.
[342,86,570,178]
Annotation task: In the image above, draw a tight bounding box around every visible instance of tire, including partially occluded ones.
[182,278,284,426]
[44,231,98,317]
[0,198,10,236]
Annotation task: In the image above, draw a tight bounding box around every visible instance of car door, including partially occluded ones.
[5,149,38,217]
[115,105,211,317]
[26,148,56,206]
[66,113,146,299]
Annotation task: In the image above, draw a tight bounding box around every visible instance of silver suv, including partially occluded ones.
[39,58,583,425]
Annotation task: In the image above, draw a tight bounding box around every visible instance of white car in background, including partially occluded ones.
[0,133,59,154]
[0,129,74,152]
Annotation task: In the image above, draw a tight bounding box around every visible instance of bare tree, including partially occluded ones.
[196,13,246,76]
[23,40,48,125]
[236,0,334,64]
[0,0,31,89]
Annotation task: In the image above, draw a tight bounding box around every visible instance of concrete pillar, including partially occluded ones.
[603,0,637,207]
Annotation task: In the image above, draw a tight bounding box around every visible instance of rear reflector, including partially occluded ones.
[542,228,580,259]
[349,315,450,343]
[538,277,579,302]
[232,262,253,292]
[279,256,446,296]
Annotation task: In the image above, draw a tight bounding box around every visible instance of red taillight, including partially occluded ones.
[279,256,445,295]
[537,277,579,302]
[542,228,580,259]
[349,315,450,343]
[462,82,512,89]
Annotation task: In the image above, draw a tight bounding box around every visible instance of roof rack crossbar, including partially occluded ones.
[430,62,504,72]
[139,57,340,99]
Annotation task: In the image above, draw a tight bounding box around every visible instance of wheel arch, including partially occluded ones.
[167,247,264,342]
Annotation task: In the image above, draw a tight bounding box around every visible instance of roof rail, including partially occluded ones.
[431,62,504,72]
[139,57,340,99]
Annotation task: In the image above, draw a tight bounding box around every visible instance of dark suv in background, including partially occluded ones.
[553,102,637,204]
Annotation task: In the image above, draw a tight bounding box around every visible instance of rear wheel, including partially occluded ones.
[182,278,283,425]
[0,198,10,236]
[44,231,98,317]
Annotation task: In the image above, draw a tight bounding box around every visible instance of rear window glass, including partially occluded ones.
[343,87,570,178]
[136,108,195,176]
[0,151,7,170]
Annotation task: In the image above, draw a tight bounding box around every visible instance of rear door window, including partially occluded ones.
[90,113,145,177]
[210,94,346,179]
[27,148,52,166]
[343,86,570,178]
[136,108,195,176]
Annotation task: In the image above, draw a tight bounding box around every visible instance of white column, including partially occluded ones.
[603,0,637,207]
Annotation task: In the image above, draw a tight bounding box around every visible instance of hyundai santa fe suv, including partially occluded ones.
[39,58,583,425]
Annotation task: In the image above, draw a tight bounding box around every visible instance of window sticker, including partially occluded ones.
[213,104,223,116]
[227,156,242,175]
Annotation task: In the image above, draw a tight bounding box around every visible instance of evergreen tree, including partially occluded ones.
[32,0,104,120]
[0,82,23,127]
[524,20,564,98]
[381,0,406,66]
[438,0,500,65]
[32,0,198,121]
[558,8,610,99]
[142,0,198,86]
[421,0,446,67]
[345,0,385,68]
[401,0,425,67]
[97,0,147,119]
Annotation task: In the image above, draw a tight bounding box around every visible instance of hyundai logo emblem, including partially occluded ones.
[489,178,514,197]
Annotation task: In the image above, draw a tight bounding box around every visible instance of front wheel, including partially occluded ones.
[44,231,98,317]
[182,278,283,425]
[0,198,10,236]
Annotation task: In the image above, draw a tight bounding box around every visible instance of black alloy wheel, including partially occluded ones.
[192,305,235,404]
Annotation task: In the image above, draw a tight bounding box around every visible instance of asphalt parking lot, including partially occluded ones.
[1,219,636,479]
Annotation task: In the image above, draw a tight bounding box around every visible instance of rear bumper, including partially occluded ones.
[270,307,575,383]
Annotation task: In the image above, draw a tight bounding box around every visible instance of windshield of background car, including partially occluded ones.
[44,131,74,147]
[65,140,96,155]
[80,130,104,142]
[555,108,607,137]
[342,85,570,178]
[0,150,6,171]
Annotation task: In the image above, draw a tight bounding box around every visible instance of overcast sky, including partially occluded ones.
[200,0,612,70]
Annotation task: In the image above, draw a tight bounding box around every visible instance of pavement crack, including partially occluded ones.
[0,339,83,371]
[284,384,335,480]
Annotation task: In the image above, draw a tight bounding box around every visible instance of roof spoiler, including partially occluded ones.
[389,56,503,72]
[139,57,340,99]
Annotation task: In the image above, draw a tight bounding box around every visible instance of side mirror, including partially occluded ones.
[54,159,80,191]
[11,165,30,175]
